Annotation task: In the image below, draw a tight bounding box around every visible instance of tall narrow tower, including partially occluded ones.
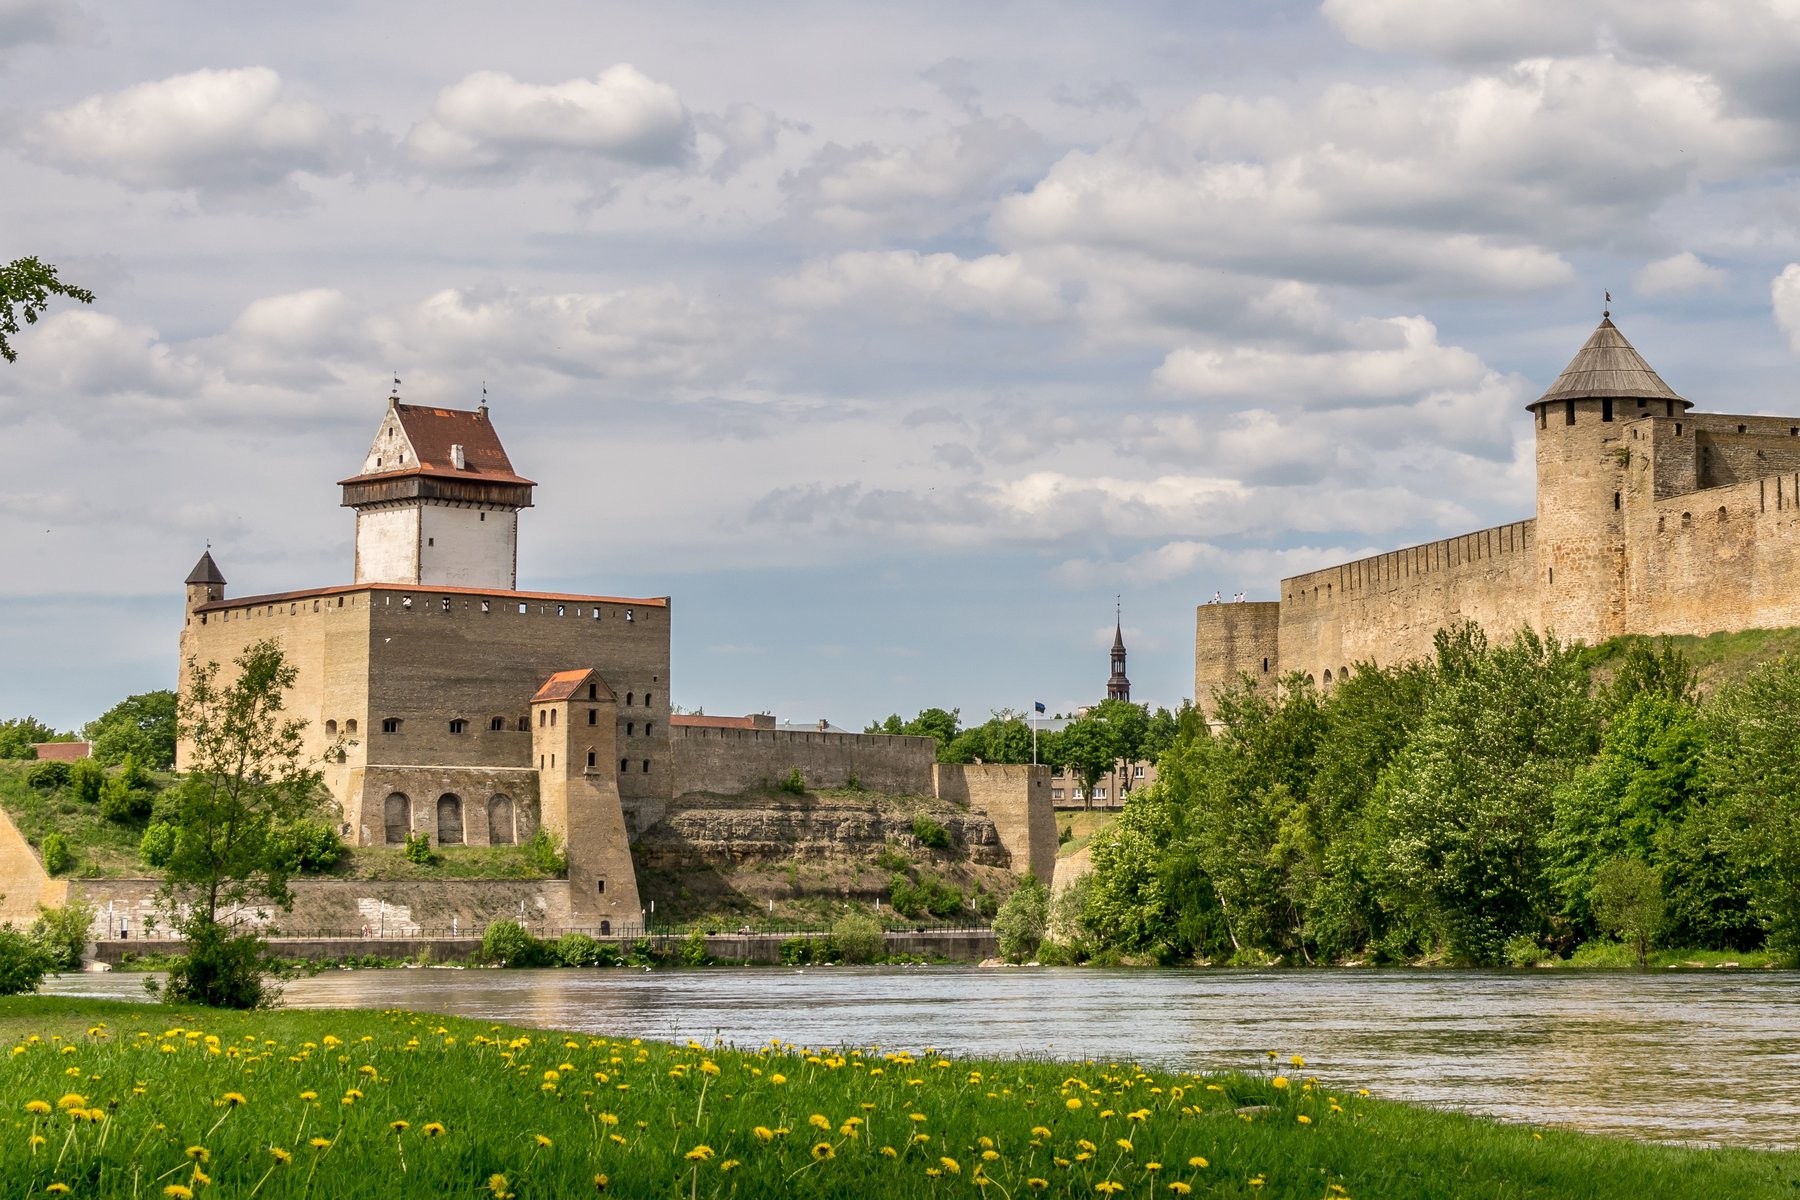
[1529,314,1688,644]
[1106,609,1131,702]
[340,395,535,590]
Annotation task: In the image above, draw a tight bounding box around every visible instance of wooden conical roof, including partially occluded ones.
[1533,318,1687,409]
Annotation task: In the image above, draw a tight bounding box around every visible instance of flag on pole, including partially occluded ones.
[1034,701,1046,714]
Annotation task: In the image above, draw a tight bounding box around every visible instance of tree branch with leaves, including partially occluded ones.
[0,257,94,363]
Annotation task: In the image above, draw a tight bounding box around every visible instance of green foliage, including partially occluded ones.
[865,707,961,756]
[552,932,619,967]
[993,874,1049,962]
[0,255,94,363]
[39,832,71,876]
[403,832,433,865]
[829,911,886,963]
[680,929,712,966]
[0,927,46,995]
[525,827,567,874]
[29,897,95,972]
[887,872,965,918]
[910,815,950,849]
[1058,824,1072,845]
[139,822,177,868]
[872,843,909,872]
[69,756,105,804]
[479,919,550,967]
[84,690,179,768]
[777,936,814,965]
[271,819,346,873]
[0,716,71,760]
[778,767,807,795]
[1591,857,1664,968]
[25,761,70,789]
[98,772,153,823]
[1704,656,1800,957]
[162,918,278,1009]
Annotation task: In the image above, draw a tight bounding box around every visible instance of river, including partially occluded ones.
[44,965,1800,1149]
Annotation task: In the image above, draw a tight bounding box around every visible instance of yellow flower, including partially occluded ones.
[422,1122,445,1138]
[389,1120,409,1133]
[221,1092,247,1106]
[684,1145,714,1161]
[809,1113,831,1130]
[487,1174,509,1197]
[359,1064,378,1076]
[881,1146,899,1158]
[1066,1098,1083,1110]
[1116,1139,1134,1152]
[56,1094,85,1111]
[163,1188,193,1200]
[940,1157,962,1175]
[1145,1162,1162,1171]
[1028,1181,1049,1191]
[1095,1184,1124,1195]
[269,1147,292,1164]
[46,1185,71,1195]
[534,1133,553,1148]
[1030,1125,1052,1139]
[30,1135,46,1149]
[309,1137,332,1150]
[1188,1156,1208,1168]
[26,1100,52,1115]
[599,1112,620,1126]
[1297,1114,1313,1125]
[1290,1055,1305,1067]
[720,1159,740,1171]
[1077,1139,1096,1153]
[812,1142,835,1161]
[1168,1184,1192,1195]
[593,1175,608,1192]
[770,1074,787,1085]
[185,1146,209,1163]
[191,1169,211,1186]
[1272,1076,1289,1089]
[298,1091,317,1102]
[753,1126,775,1142]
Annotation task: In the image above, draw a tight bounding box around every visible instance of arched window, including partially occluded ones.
[518,716,530,732]
[600,919,611,935]
[626,692,634,706]
[346,719,358,735]
[437,794,464,845]
[550,709,557,727]
[538,710,547,728]
[449,718,467,734]
[489,716,505,731]
[1322,669,1333,688]
[626,722,634,736]
[325,719,338,737]
[384,793,411,845]
[488,795,514,845]
[620,758,629,773]
[587,750,596,768]
[645,693,653,707]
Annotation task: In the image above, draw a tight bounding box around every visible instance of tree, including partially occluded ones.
[160,639,324,1008]
[1050,719,1119,808]
[1591,857,1664,968]
[84,690,178,768]
[866,708,962,757]
[0,716,71,760]
[0,256,94,363]
[1705,657,1800,957]
[830,911,886,964]
[993,873,1049,962]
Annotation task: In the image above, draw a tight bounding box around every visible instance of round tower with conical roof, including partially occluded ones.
[1529,316,1689,644]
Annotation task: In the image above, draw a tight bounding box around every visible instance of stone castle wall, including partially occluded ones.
[933,763,1056,885]
[1194,602,1282,705]
[668,726,938,798]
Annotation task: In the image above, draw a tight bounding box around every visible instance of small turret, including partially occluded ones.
[185,549,225,610]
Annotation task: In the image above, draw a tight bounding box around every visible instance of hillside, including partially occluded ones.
[1582,626,1800,693]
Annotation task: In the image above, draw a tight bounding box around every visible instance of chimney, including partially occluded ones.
[817,719,828,732]
[451,444,466,470]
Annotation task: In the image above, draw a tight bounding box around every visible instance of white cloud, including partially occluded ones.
[697,102,800,179]
[1635,251,1727,295]
[22,67,374,203]
[1772,263,1800,351]
[404,64,693,176]
[774,250,1063,321]
[1321,0,1596,62]
[1152,315,1487,404]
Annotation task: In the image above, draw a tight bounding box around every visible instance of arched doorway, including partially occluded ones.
[437,794,464,845]
[488,795,515,845]
[383,793,410,845]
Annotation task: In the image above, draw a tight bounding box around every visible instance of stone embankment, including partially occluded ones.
[634,792,1009,870]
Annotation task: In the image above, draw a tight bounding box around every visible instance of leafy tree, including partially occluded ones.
[40,832,71,876]
[480,919,549,967]
[403,832,433,864]
[139,821,177,868]
[830,911,886,963]
[944,710,1033,764]
[910,815,950,849]
[0,256,94,363]
[69,756,104,804]
[84,690,178,768]
[866,708,962,756]
[1591,857,1664,968]
[1705,657,1800,957]
[271,818,346,873]
[0,716,71,760]
[1050,719,1119,807]
[160,639,325,1008]
[29,897,96,972]
[993,873,1049,962]
[25,761,70,789]
[0,926,47,995]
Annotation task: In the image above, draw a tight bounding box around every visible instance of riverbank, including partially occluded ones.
[5,995,1798,1198]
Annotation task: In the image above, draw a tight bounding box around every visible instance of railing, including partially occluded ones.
[95,921,996,944]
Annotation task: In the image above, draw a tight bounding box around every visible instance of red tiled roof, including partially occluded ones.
[339,403,535,487]
[670,714,760,730]
[194,582,669,614]
[533,668,612,703]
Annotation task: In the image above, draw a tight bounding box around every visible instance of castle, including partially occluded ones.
[1196,315,1800,705]
[162,393,1053,934]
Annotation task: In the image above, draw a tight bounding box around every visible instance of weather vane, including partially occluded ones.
[1604,290,1611,319]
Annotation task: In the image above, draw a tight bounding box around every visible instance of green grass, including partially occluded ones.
[0,762,151,877]
[1584,626,1800,694]
[1057,812,1119,860]
[1,997,1794,1199]
[333,847,557,881]
[1555,942,1785,970]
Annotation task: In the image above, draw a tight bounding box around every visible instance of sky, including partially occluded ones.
[8,0,1800,732]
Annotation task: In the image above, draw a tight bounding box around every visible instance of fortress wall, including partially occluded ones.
[1194,602,1280,711]
[670,727,937,797]
[1688,415,1800,489]
[348,765,540,849]
[1626,471,1800,636]
[934,763,1056,885]
[1277,520,1538,680]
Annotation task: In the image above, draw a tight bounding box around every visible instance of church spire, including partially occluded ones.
[1106,603,1130,702]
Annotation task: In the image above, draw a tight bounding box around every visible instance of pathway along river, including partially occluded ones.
[46,966,1800,1149]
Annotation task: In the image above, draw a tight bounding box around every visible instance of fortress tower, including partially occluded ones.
[1529,317,1688,644]
[341,397,534,590]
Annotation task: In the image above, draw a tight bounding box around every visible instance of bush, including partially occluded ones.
[680,929,712,966]
[779,767,807,795]
[0,926,47,995]
[403,832,433,864]
[69,757,105,804]
[479,919,550,967]
[274,819,345,873]
[1505,934,1549,968]
[995,874,1050,962]
[830,911,886,964]
[911,816,951,849]
[888,872,966,919]
[778,936,814,965]
[526,828,567,874]
[1059,824,1073,845]
[39,832,71,876]
[873,844,909,872]
[139,821,177,868]
[99,775,153,823]
[553,932,619,967]
[30,897,95,972]
[25,761,70,790]
[162,917,277,1009]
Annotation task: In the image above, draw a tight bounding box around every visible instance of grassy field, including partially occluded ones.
[0,763,147,877]
[1583,626,1800,693]
[2,996,1795,1199]
[1056,812,1119,860]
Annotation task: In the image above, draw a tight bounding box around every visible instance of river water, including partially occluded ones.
[45,966,1800,1149]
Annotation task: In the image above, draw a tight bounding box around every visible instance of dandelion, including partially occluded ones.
[487,1174,509,1197]
[753,1126,775,1142]
[298,1091,317,1102]
[1145,1162,1162,1171]
[221,1092,248,1106]
[192,1169,211,1187]
[770,1074,787,1085]
[391,1120,411,1133]
[309,1137,332,1150]
[269,1147,292,1164]
[1188,1157,1208,1168]
[46,1185,71,1195]
[1028,1180,1050,1190]
[1116,1139,1134,1151]
[812,1142,836,1161]
[185,1146,210,1163]
[1031,1125,1052,1139]
[163,1187,193,1200]
[1096,1183,1124,1195]
[940,1157,962,1174]
[1297,1114,1313,1125]
[1066,1097,1083,1110]
[599,1112,620,1126]
[56,1094,85,1111]
[25,1101,51,1115]
[881,1146,899,1158]
[1169,1184,1193,1195]
[1290,1055,1305,1067]
[684,1145,714,1161]
[593,1175,608,1192]
[422,1123,445,1138]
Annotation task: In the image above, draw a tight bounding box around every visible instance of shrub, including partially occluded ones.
[911,816,951,849]
[139,821,177,868]
[995,874,1050,962]
[40,832,71,876]
[403,832,433,865]
[25,761,70,790]
[69,756,105,804]
[779,767,806,795]
[99,775,153,823]
[163,917,277,1009]
[1059,824,1073,845]
[526,828,567,874]
[0,926,47,995]
[830,911,886,964]
[681,929,712,966]
[554,932,618,967]
[480,919,549,967]
[30,897,96,972]
[873,844,910,872]
[275,819,345,873]
[845,771,863,792]
[778,936,814,965]
[1505,934,1549,968]
[972,883,999,920]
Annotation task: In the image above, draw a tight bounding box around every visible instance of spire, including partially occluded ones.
[1106,604,1130,702]
[1532,316,1687,410]
[185,549,226,586]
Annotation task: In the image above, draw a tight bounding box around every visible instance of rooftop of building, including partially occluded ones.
[1533,316,1689,408]
[532,668,613,703]
[339,401,535,488]
[193,580,669,614]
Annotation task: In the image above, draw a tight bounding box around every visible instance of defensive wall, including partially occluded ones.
[668,725,937,800]
[933,763,1056,885]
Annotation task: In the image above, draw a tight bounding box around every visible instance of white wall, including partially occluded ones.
[419,503,515,589]
[355,507,420,583]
